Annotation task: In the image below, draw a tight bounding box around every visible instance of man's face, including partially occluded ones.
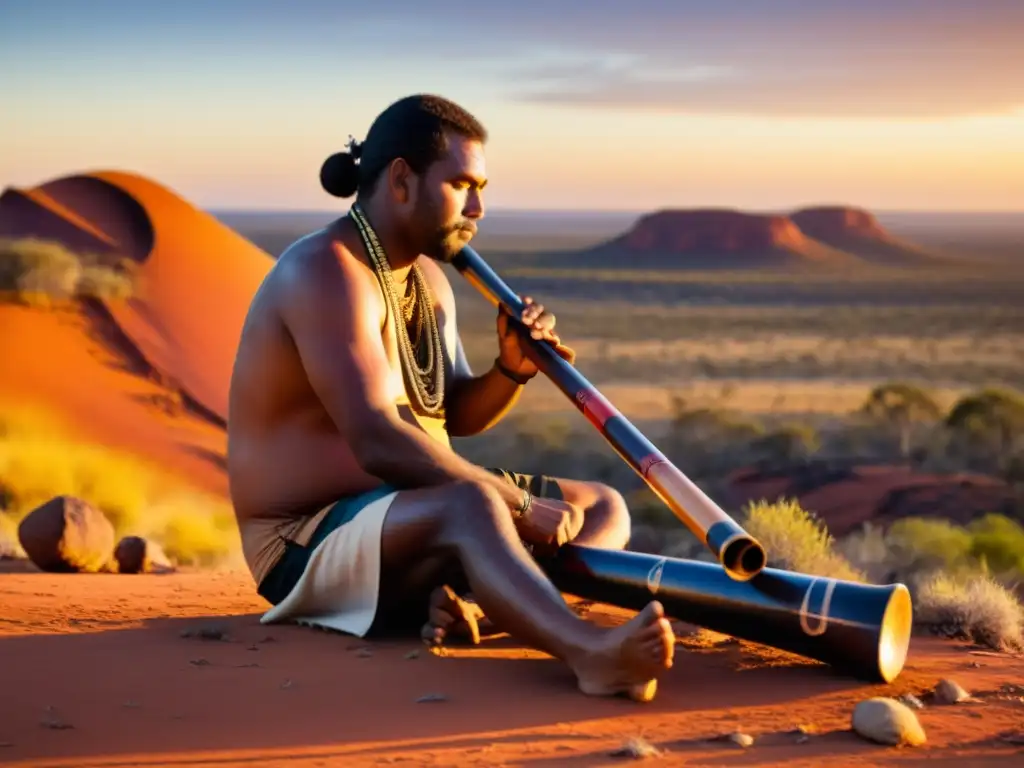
[408,134,487,263]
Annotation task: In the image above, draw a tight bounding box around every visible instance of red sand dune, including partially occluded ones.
[0,170,279,494]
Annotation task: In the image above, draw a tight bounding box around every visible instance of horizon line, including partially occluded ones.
[206,205,1024,216]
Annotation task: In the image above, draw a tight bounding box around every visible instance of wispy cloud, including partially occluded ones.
[480,1,1024,118]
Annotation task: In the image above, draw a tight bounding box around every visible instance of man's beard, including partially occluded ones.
[423,222,475,263]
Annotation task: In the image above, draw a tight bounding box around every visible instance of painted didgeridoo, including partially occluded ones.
[451,245,767,581]
[538,544,914,683]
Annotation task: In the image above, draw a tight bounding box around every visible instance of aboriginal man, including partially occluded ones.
[226,94,674,701]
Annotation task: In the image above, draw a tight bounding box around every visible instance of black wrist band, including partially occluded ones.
[494,357,533,385]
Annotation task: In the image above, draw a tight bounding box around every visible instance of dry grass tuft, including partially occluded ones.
[742,498,866,582]
[914,571,1024,652]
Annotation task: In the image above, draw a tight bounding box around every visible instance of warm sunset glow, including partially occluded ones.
[2,1,1022,212]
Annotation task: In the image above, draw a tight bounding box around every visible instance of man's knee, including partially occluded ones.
[435,480,512,543]
[597,482,630,525]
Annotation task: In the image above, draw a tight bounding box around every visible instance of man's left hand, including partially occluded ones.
[496,296,575,379]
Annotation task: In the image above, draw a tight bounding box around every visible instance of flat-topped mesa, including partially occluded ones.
[790,206,891,242]
[620,209,810,253]
[582,208,858,268]
[789,205,943,264]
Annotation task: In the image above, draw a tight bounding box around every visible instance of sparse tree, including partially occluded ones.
[945,388,1024,476]
[860,382,942,461]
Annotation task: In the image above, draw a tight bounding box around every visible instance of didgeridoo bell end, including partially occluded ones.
[706,519,767,581]
[877,582,914,684]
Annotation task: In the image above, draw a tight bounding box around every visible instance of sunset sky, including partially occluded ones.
[2,0,1022,212]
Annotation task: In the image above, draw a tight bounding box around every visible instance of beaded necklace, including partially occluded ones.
[349,203,445,417]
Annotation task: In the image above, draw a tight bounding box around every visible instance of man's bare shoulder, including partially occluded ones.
[271,223,379,310]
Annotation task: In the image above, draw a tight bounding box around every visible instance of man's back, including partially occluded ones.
[226,223,453,584]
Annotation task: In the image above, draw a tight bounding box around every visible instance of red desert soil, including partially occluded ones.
[0,565,1022,767]
[2,172,1020,765]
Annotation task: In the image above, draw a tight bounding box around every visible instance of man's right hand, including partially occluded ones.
[517,496,584,551]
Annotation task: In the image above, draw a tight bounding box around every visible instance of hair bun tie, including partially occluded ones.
[319,135,363,198]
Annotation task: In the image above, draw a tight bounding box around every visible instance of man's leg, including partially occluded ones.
[374,479,674,701]
[421,472,633,645]
[547,477,632,550]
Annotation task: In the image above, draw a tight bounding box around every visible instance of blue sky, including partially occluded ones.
[2,0,1022,211]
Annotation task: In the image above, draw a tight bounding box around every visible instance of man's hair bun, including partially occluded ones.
[319,139,363,198]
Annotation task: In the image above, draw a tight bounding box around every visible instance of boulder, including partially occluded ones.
[17,495,115,573]
[114,535,175,574]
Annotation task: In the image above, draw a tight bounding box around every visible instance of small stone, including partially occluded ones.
[40,706,72,730]
[795,734,810,744]
[852,698,927,746]
[728,732,754,748]
[180,626,229,641]
[933,679,971,704]
[113,535,175,574]
[404,650,420,660]
[189,658,210,666]
[898,693,924,710]
[280,679,294,689]
[416,693,447,703]
[609,736,662,758]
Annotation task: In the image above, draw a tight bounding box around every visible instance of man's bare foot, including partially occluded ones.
[420,585,493,646]
[572,601,675,702]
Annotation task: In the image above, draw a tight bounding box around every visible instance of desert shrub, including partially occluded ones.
[914,571,1024,651]
[742,497,866,582]
[885,517,975,572]
[966,513,1024,575]
[0,400,240,567]
[0,238,134,304]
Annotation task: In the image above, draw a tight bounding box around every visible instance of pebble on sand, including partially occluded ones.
[852,698,927,747]
[728,732,754,748]
[609,736,662,759]
[933,678,971,704]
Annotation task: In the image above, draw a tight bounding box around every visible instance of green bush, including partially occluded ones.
[966,513,1024,575]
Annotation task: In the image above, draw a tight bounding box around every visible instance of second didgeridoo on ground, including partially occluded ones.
[451,245,768,581]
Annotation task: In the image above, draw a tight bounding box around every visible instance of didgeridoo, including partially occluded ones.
[536,544,913,683]
[451,245,767,581]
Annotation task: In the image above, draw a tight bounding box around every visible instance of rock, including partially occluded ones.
[728,732,754,748]
[17,496,115,573]
[933,679,971,704]
[851,698,927,747]
[415,693,447,703]
[898,693,924,710]
[609,737,662,758]
[114,535,174,574]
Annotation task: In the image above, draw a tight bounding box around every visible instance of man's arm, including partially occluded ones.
[444,334,526,437]
[278,243,528,512]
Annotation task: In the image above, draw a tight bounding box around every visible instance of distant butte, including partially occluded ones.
[573,204,945,268]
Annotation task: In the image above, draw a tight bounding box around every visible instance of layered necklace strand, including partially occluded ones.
[349,203,445,417]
